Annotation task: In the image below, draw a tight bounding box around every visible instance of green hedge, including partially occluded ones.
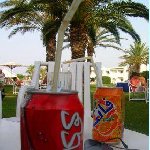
[102,76,111,84]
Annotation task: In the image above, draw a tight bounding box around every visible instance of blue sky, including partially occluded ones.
[0,0,149,74]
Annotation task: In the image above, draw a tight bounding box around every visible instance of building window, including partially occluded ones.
[111,70,117,73]
[118,77,123,82]
[118,70,123,73]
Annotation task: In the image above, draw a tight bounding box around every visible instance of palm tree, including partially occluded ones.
[26,65,34,78]
[119,42,148,74]
[0,0,149,61]
[39,66,47,81]
[26,65,47,80]
[69,0,149,59]
[0,0,67,61]
[87,28,125,57]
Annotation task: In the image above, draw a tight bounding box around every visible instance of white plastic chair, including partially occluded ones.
[15,60,102,139]
[129,80,147,102]
[13,83,19,94]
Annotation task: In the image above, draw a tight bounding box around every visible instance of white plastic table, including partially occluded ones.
[0,118,148,150]
[0,119,20,150]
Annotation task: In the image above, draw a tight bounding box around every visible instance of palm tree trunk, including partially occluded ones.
[135,64,141,73]
[87,37,94,57]
[70,22,87,59]
[46,34,56,61]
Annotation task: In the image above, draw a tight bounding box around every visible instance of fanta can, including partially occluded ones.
[92,87,125,144]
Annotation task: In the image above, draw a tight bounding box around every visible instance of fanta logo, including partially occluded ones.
[93,98,119,136]
[61,111,82,149]
[93,98,114,127]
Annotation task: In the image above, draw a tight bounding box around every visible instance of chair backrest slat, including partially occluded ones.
[31,61,41,89]
[76,62,84,103]
[61,63,69,72]
[95,62,102,87]
[48,62,55,72]
[47,62,55,86]
[70,62,77,91]
[84,62,91,115]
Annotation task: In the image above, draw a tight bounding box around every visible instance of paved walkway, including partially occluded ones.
[0,118,149,150]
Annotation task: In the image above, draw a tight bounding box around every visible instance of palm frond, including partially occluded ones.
[0,1,45,30]
[111,1,149,21]
[97,43,124,51]
[95,1,147,42]
[100,22,120,43]
[8,26,38,38]
[62,44,70,50]
[0,0,21,8]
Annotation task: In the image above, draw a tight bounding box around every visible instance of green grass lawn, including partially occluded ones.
[125,100,148,135]
[2,85,17,118]
[2,95,17,118]
[2,85,149,135]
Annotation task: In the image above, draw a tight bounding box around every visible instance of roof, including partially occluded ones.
[0,68,17,78]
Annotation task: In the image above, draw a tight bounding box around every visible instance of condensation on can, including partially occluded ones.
[92,87,125,144]
[21,90,84,150]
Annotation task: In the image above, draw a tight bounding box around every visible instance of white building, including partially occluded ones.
[101,66,129,84]
[90,64,148,84]
[140,64,148,72]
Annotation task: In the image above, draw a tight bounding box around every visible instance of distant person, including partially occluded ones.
[139,75,147,89]
[23,76,31,85]
[130,72,146,92]
[0,69,5,100]
[0,69,5,85]
[13,77,22,87]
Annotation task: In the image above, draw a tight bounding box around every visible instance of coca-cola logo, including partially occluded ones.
[61,111,82,149]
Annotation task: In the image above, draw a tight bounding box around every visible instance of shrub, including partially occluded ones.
[17,74,24,80]
[102,76,111,84]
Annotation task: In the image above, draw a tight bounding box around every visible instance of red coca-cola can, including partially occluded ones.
[21,90,84,150]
